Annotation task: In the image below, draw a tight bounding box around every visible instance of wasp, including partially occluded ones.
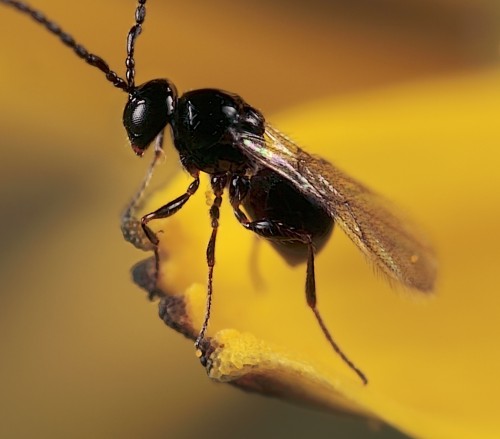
[1,0,437,385]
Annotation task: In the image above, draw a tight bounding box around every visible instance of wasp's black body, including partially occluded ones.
[124,80,332,257]
[2,0,438,386]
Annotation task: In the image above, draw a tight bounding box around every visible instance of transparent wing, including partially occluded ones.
[238,124,437,292]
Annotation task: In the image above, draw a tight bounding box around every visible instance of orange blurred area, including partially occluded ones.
[0,1,499,438]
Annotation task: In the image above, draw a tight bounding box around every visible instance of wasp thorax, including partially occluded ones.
[123,79,178,156]
[173,89,264,151]
[168,89,265,173]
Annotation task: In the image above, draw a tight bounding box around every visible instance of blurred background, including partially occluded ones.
[1,0,499,438]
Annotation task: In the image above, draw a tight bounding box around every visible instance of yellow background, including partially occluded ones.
[1,1,499,438]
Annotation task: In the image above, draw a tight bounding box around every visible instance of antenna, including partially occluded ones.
[125,0,146,90]
[1,0,148,93]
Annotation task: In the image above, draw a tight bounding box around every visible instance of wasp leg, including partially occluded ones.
[132,170,200,294]
[305,243,368,385]
[229,175,368,385]
[121,130,165,251]
[140,172,200,246]
[195,174,228,355]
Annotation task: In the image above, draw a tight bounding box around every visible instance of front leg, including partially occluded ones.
[121,131,165,251]
[134,170,200,296]
[140,171,200,246]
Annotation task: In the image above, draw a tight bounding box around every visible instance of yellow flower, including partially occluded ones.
[129,68,500,438]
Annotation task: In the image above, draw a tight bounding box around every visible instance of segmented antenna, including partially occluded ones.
[1,0,148,93]
[126,0,147,90]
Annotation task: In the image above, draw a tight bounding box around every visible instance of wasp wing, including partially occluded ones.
[238,124,437,292]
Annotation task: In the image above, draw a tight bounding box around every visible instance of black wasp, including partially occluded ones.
[2,0,437,385]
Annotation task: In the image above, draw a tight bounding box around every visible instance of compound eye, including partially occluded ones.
[123,79,177,156]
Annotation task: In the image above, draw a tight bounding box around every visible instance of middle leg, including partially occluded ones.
[195,173,228,351]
